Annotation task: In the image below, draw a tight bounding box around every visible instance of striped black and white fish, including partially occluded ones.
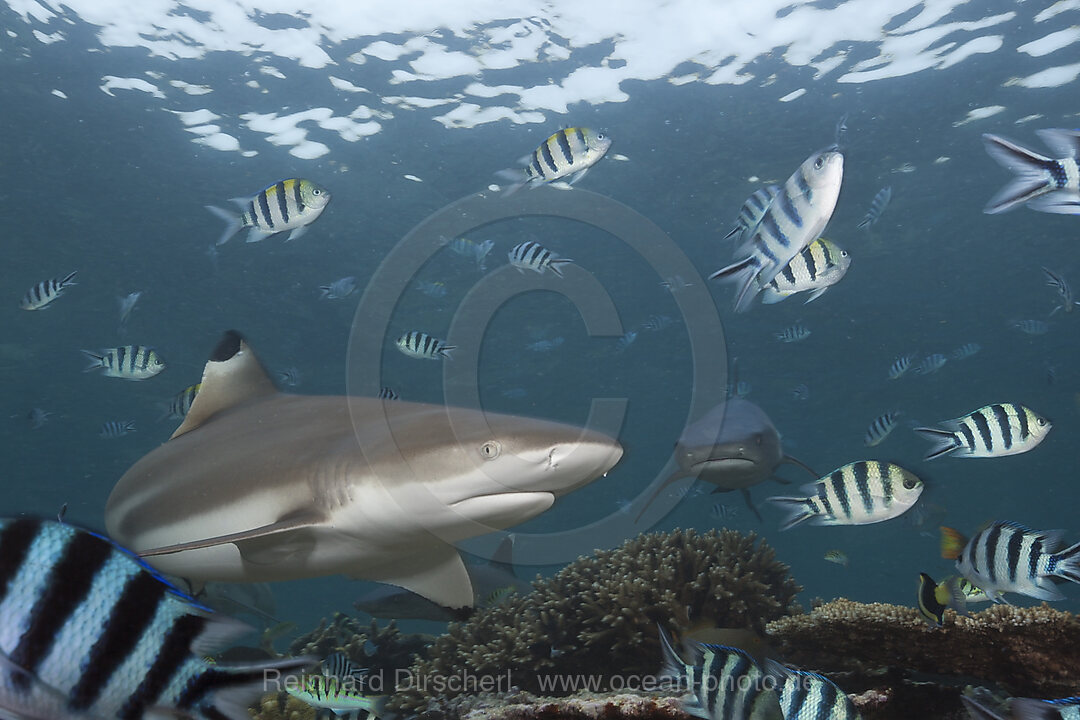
[498,128,612,193]
[206,178,331,245]
[396,331,455,360]
[856,186,892,229]
[99,420,135,439]
[914,403,1051,460]
[759,237,851,305]
[1044,267,1080,316]
[81,345,166,380]
[888,352,916,380]
[763,661,861,720]
[982,129,1080,215]
[709,147,845,313]
[775,323,811,343]
[657,627,783,720]
[913,353,947,375]
[1010,696,1080,720]
[508,241,573,277]
[725,185,779,244]
[864,411,900,447]
[767,461,923,531]
[377,386,400,401]
[159,383,201,421]
[0,517,312,720]
[949,520,1080,604]
[321,652,368,683]
[19,271,77,311]
[951,342,982,360]
[1014,318,1050,335]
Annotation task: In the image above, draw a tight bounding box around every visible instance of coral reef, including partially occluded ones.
[286,614,432,687]
[766,598,1080,698]
[393,529,801,718]
[249,693,316,720]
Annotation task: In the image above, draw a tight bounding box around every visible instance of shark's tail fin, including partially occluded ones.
[982,133,1059,214]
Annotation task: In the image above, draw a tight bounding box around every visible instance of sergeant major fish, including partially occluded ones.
[320,276,358,300]
[759,237,850,305]
[286,674,387,718]
[857,186,892,229]
[913,353,947,375]
[982,129,1080,214]
[19,271,77,310]
[396,331,455,360]
[81,345,166,380]
[206,178,331,244]
[508,241,573,277]
[864,411,900,447]
[498,128,613,194]
[945,521,1080,604]
[1044,267,1080,316]
[775,323,811,343]
[709,147,845,312]
[725,185,779,244]
[0,517,312,720]
[914,402,1051,460]
[767,460,923,531]
[159,383,201,421]
[100,420,136,439]
[888,353,916,380]
[763,661,861,720]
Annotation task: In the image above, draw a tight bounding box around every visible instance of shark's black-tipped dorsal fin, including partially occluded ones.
[170,330,279,440]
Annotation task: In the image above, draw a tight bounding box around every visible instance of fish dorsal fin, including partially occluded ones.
[171,330,279,439]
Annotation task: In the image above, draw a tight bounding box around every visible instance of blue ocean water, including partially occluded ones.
[2,0,1079,640]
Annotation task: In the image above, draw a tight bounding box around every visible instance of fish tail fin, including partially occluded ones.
[939,526,968,560]
[205,205,243,245]
[656,624,686,683]
[1050,539,1080,584]
[913,427,959,460]
[982,133,1058,214]
[80,349,103,372]
[60,270,78,287]
[766,496,815,531]
[438,345,457,359]
[190,656,316,720]
[548,258,574,277]
[709,256,761,313]
[495,168,528,195]
[856,216,871,230]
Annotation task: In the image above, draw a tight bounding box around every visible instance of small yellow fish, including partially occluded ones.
[823,550,848,567]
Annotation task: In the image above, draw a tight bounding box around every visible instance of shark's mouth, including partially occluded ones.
[449,492,555,527]
[693,457,756,470]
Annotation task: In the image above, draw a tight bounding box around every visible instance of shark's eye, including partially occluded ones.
[480,441,501,460]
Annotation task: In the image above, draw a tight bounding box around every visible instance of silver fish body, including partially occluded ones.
[100,420,136,438]
[19,271,77,311]
[726,185,779,244]
[913,353,947,375]
[764,661,861,720]
[982,130,1080,214]
[760,237,850,305]
[0,517,312,720]
[508,241,573,277]
[864,411,900,447]
[206,178,330,244]
[396,331,454,360]
[320,276,358,300]
[82,345,166,380]
[955,520,1080,603]
[914,403,1051,460]
[710,147,845,312]
[501,128,612,192]
[888,353,916,379]
[767,460,923,530]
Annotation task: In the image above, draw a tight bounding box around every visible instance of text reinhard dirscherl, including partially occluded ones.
[262,670,813,695]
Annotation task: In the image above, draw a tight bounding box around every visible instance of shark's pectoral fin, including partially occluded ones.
[236,531,317,566]
[362,545,474,610]
[769,475,792,486]
[740,488,764,523]
[780,454,818,479]
[138,510,327,558]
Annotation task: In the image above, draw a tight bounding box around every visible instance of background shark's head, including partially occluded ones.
[673,397,783,489]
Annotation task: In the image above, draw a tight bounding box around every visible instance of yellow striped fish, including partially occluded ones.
[206,178,330,245]
[81,345,166,380]
[759,237,850,304]
[710,147,844,313]
[498,128,612,193]
[159,383,201,421]
[286,674,387,719]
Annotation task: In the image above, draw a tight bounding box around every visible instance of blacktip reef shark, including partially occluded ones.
[635,396,816,522]
[105,330,622,611]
